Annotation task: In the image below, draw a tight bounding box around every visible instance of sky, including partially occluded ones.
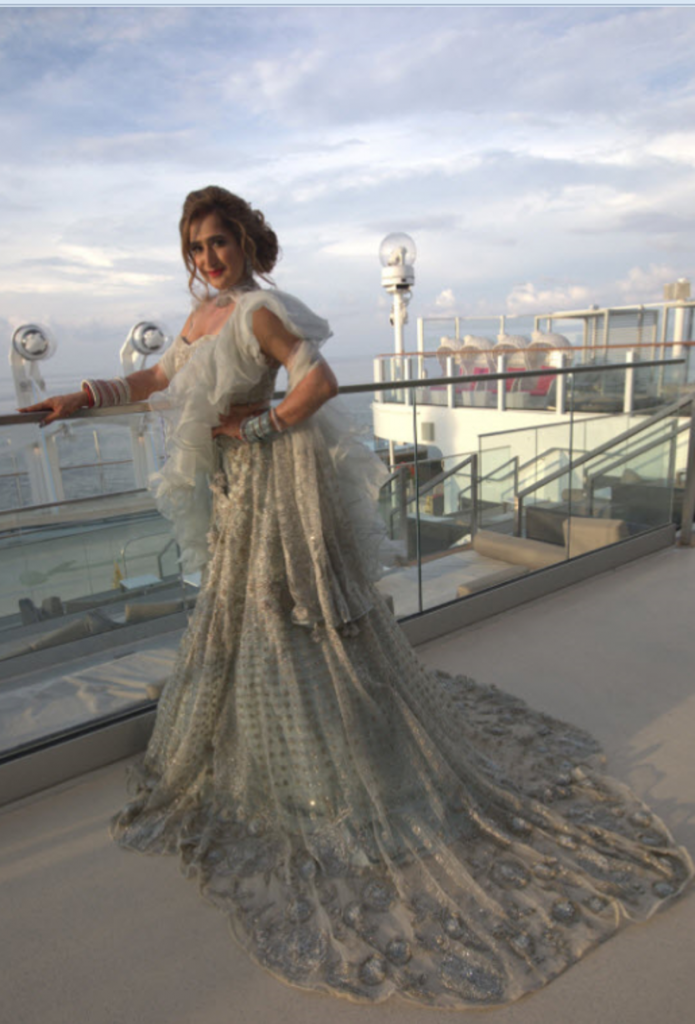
[2,4,695,380]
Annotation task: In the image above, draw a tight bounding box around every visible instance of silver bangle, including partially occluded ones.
[269,407,283,433]
[239,410,281,444]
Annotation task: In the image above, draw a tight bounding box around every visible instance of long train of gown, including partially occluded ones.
[111,416,693,1008]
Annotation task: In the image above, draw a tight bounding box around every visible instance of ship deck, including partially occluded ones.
[1,544,694,1024]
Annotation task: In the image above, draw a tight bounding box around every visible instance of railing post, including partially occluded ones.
[394,465,408,545]
[373,357,384,403]
[514,494,523,537]
[603,308,611,357]
[42,431,64,503]
[470,452,478,539]
[416,317,424,353]
[406,357,415,406]
[446,356,455,408]
[678,399,695,546]
[623,349,635,414]
[497,353,506,412]
[555,353,567,415]
[130,422,151,490]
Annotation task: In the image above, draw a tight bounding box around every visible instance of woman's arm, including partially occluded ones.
[17,361,171,425]
[212,307,338,440]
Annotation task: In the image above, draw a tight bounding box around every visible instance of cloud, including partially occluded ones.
[1,5,695,380]
[506,281,593,315]
[613,264,679,304]
[434,289,457,311]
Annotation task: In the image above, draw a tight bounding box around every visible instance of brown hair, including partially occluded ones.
[179,186,280,298]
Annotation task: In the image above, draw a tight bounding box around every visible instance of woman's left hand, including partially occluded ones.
[212,402,268,440]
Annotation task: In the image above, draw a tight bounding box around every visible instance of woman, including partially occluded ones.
[21,187,693,1008]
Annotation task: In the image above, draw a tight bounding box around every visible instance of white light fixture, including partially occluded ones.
[12,324,55,362]
[379,233,416,354]
[9,324,57,406]
[120,321,170,374]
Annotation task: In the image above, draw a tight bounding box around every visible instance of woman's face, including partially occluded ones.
[189,212,247,292]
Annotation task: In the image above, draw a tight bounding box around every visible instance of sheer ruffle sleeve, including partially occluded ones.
[156,337,179,382]
[236,288,333,357]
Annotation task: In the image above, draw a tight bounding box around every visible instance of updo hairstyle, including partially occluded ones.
[179,185,280,298]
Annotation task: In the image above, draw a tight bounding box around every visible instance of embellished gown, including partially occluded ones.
[111,289,693,1009]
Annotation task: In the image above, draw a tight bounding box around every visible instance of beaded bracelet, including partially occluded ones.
[81,377,132,408]
[239,409,282,444]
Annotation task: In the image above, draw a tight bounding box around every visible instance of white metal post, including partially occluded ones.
[623,350,635,414]
[416,317,424,353]
[393,293,406,356]
[497,354,506,412]
[556,353,566,415]
[446,356,455,408]
[603,309,610,357]
[373,358,384,403]
[406,356,415,406]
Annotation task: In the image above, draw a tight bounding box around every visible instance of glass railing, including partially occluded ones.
[373,341,693,416]
[0,406,165,512]
[478,385,691,562]
[0,355,691,761]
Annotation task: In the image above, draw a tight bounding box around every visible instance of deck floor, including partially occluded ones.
[1,545,694,1024]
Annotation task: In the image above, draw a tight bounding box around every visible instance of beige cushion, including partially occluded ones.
[457,565,529,598]
[472,530,567,569]
[563,516,628,557]
[124,600,184,625]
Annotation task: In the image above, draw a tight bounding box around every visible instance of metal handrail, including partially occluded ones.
[378,341,695,358]
[585,421,689,489]
[583,418,685,481]
[62,458,134,472]
[407,453,479,537]
[0,356,685,429]
[514,393,693,534]
[410,453,477,502]
[486,446,568,483]
[156,538,178,579]
[0,487,150,521]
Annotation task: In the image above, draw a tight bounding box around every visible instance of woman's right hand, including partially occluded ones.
[17,390,89,426]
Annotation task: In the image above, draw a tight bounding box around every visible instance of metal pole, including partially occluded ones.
[556,354,566,415]
[394,466,407,544]
[412,393,423,612]
[678,400,695,546]
[514,493,523,537]
[393,293,405,355]
[406,356,415,406]
[470,452,478,540]
[416,317,424,353]
[497,354,506,412]
[446,356,455,408]
[603,309,610,358]
[623,350,635,414]
[373,358,383,403]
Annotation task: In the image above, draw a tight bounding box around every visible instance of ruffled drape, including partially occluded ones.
[148,289,393,579]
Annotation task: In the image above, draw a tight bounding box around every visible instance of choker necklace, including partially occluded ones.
[215,279,260,308]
